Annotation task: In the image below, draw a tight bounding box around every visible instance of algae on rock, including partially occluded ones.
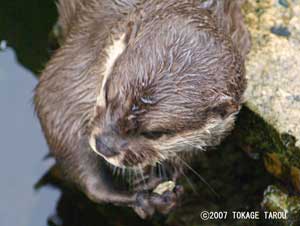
[241,0,300,223]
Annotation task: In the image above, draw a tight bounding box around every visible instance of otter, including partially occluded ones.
[34,0,251,218]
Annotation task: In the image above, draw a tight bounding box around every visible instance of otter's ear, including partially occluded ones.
[211,96,240,118]
[200,0,251,58]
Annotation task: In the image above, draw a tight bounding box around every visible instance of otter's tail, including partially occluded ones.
[200,0,251,58]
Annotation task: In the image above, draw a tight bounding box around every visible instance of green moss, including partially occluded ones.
[262,185,300,226]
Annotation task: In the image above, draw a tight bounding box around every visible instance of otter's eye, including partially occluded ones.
[141,131,165,140]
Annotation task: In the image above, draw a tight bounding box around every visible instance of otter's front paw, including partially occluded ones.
[133,185,184,219]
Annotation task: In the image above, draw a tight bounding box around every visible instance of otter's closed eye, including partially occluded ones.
[141,131,166,140]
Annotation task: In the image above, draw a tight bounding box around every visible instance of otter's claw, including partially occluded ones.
[133,185,184,219]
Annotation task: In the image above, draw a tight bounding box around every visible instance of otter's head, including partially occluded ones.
[89,11,245,169]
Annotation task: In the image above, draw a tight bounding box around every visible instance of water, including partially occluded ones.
[0,0,62,224]
[0,1,61,225]
[0,47,60,226]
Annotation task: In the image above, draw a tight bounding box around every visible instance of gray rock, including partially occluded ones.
[243,0,300,147]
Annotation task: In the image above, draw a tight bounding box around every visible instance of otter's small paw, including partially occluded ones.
[133,185,184,219]
[133,192,155,219]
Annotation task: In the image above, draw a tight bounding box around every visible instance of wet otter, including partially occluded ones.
[34,0,250,218]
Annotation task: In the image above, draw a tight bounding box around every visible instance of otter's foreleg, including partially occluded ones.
[59,142,182,218]
[81,161,183,219]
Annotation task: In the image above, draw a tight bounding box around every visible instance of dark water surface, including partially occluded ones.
[0,48,60,226]
[0,1,60,226]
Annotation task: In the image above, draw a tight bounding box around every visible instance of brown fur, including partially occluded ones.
[34,0,250,215]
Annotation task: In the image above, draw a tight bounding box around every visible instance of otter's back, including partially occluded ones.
[57,0,141,40]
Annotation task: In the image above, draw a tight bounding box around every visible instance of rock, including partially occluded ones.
[262,185,300,225]
[242,0,300,222]
[243,0,300,149]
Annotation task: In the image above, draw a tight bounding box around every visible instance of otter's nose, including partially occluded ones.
[95,136,128,158]
[95,137,119,157]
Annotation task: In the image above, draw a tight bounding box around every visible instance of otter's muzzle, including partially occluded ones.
[94,132,128,158]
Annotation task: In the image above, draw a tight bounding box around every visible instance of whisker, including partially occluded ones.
[122,166,125,179]
[151,165,155,179]
[176,155,220,198]
[128,168,133,188]
[161,163,167,179]
[112,165,117,176]
[181,168,198,194]
[139,165,147,191]
[134,167,138,181]
[117,167,121,177]
[158,163,162,179]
